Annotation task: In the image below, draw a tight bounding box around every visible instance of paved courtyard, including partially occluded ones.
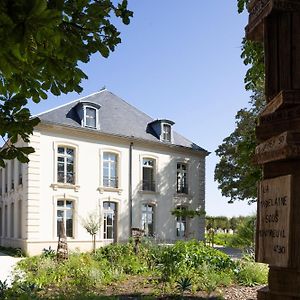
[0,252,23,286]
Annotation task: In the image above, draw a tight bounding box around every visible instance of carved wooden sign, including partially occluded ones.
[246,0,300,40]
[255,131,300,164]
[256,106,300,141]
[256,175,291,267]
[261,90,300,116]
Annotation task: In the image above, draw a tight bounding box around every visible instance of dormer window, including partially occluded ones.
[76,101,101,129]
[85,107,97,128]
[162,123,171,142]
[147,119,174,143]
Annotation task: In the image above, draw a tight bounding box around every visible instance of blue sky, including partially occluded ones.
[28,0,257,217]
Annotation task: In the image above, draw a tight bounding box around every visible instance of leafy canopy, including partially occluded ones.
[0,0,133,167]
[213,1,265,203]
[215,89,264,203]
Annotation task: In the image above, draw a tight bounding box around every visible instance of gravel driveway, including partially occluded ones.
[0,252,23,286]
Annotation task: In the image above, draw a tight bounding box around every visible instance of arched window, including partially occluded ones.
[176,206,187,238]
[142,204,154,236]
[177,163,188,194]
[57,200,74,238]
[103,152,118,188]
[103,202,117,239]
[57,146,75,184]
[142,158,156,191]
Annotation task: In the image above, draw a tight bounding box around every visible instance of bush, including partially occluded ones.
[235,256,268,286]
[228,216,255,249]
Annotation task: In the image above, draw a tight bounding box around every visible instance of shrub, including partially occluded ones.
[235,259,268,286]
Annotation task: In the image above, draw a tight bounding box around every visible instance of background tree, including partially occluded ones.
[214,1,265,203]
[0,0,133,167]
[215,89,265,203]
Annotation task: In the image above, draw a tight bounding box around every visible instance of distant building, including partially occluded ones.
[0,90,209,255]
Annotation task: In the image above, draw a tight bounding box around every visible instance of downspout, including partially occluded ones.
[129,142,133,236]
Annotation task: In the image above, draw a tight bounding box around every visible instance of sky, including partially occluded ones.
[27,0,257,217]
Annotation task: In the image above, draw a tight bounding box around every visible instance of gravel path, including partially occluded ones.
[0,252,23,286]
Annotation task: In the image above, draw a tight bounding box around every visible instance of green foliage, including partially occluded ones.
[228,216,255,248]
[215,89,265,203]
[171,208,205,218]
[13,240,268,298]
[0,246,25,257]
[235,259,268,286]
[156,240,234,282]
[175,277,192,296]
[0,280,8,299]
[41,246,56,259]
[0,0,133,166]
[237,0,249,13]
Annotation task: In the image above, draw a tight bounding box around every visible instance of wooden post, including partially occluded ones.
[247,1,300,299]
[57,220,68,261]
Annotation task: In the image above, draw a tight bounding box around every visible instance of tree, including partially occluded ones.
[213,1,265,203]
[215,89,264,203]
[81,211,101,253]
[0,0,133,167]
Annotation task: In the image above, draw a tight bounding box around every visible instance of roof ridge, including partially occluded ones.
[34,90,107,117]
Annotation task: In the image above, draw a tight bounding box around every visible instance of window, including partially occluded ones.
[103,202,117,239]
[176,206,187,238]
[57,147,75,184]
[142,204,154,236]
[142,158,155,191]
[18,200,22,239]
[177,163,188,194]
[18,161,23,185]
[11,159,14,190]
[5,164,8,193]
[162,124,171,142]
[4,205,7,237]
[10,203,14,238]
[57,200,74,238]
[0,169,2,195]
[0,207,2,237]
[103,152,118,188]
[85,107,97,128]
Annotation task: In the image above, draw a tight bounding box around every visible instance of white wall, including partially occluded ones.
[0,125,206,255]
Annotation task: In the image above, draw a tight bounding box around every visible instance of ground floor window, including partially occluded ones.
[142,204,154,236]
[176,206,187,238]
[103,202,117,239]
[10,203,14,238]
[18,200,22,239]
[0,207,2,237]
[4,205,7,237]
[57,200,74,237]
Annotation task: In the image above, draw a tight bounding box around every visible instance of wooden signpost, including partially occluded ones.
[246,0,300,299]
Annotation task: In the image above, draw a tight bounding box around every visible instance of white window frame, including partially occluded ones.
[52,142,79,191]
[99,149,122,194]
[102,201,117,240]
[84,105,98,129]
[161,123,172,142]
[141,203,155,237]
[53,195,78,239]
[177,162,188,194]
[176,205,188,239]
[140,155,158,193]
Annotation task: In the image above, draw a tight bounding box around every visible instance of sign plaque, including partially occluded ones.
[257,175,291,267]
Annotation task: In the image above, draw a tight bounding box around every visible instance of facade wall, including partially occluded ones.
[0,126,206,255]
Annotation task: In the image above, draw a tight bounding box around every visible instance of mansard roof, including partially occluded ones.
[37,90,208,154]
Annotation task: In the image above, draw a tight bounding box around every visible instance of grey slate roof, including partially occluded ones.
[38,90,208,154]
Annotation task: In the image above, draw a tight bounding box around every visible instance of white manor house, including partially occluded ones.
[0,90,209,255]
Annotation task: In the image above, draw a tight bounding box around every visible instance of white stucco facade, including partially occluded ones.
[0,93,208,256]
